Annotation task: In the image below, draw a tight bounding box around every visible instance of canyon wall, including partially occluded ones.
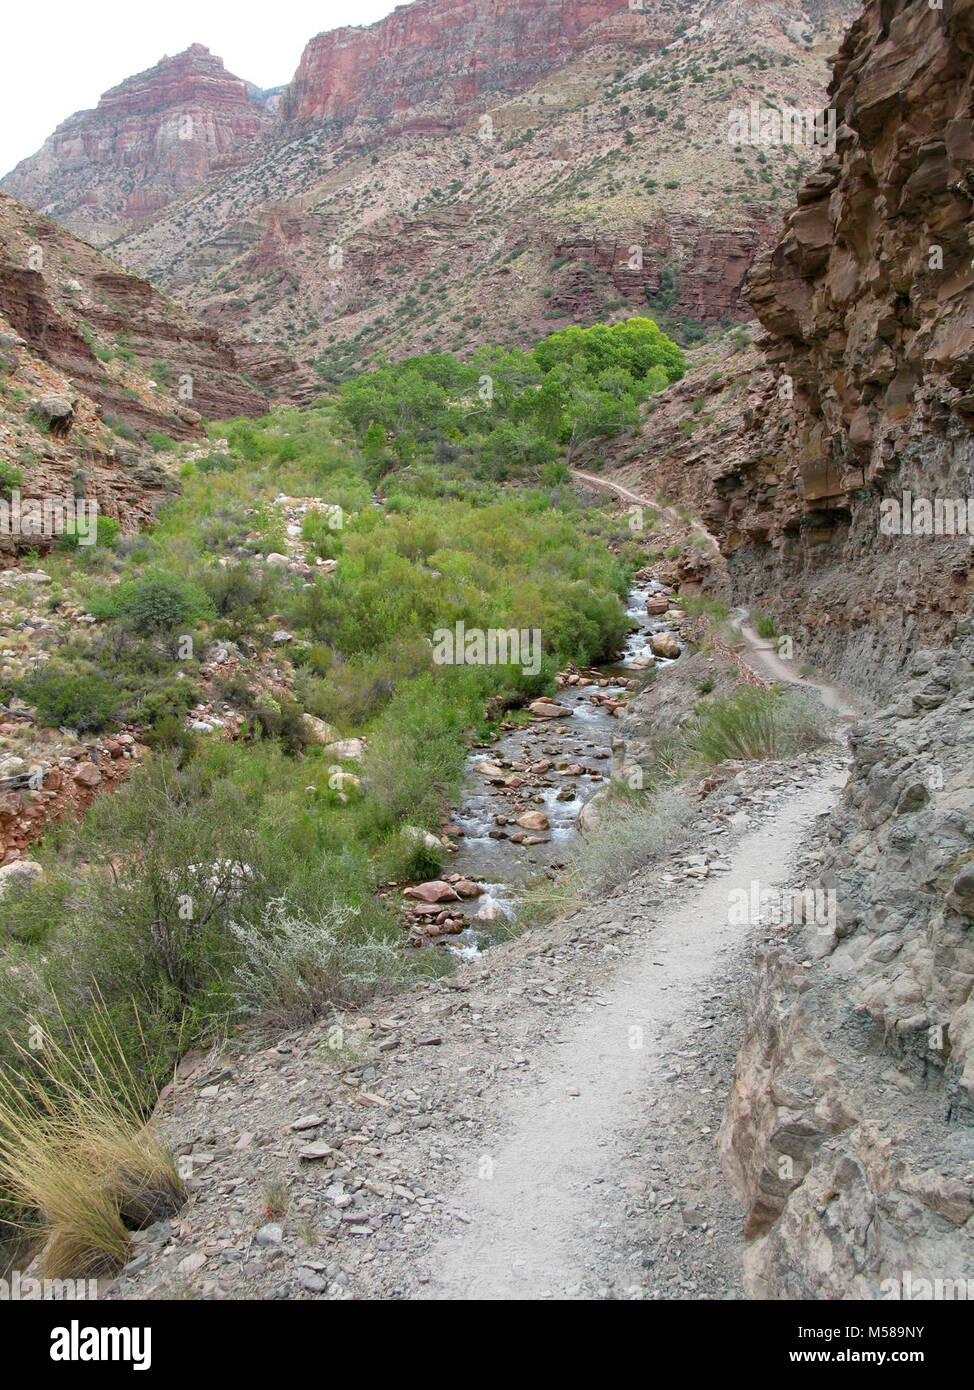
[3,46,274,248]
[689,0,974,1299]
[1,1,854,369]
[712,0,974,699]
[719,633,974,1298]
[0,193,267,433]
[280,0,655,132]
[625,0,974,702]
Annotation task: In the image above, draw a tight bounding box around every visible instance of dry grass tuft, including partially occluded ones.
[0,996,184,1278]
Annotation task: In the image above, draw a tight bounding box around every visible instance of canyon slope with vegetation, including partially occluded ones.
[4,0,855,375]
[0,0,972,1306]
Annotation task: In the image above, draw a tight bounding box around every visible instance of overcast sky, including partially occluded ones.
[1,0,404,179]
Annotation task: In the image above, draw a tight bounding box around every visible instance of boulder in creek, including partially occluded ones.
[650,633,681,660]
[475,761,507,781]
[528,700,573,719]
[403,880,461,904]
[454,879,484,898]
[401,825,444,852]
[515,810,550,831]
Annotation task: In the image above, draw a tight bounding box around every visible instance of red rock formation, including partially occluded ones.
[3,45,273,246]
[628,0,974,700]
[545,216,778,324]
[0,193,267,433]
[2,0,854,369]
[281,0,650,131]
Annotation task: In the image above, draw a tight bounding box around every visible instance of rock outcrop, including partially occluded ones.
[673,0,974,1299]
[280,0,646,133]
[720,633,974,1297]
[0,286,186,563]
[3,46,274,247]
[0,193,266,432]
[627,0,974,702]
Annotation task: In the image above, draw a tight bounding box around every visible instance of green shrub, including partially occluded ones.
[56,515,121,551]
[242,690,309,753]
[686,687,828,764]
[106,574,214,634]
[0,461,23,499]
[18,664,120,732]
[146,432,176,453]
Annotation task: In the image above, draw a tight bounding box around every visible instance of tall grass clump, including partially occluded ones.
[517,786,695,924]
[571,786,696,894]
[685,687,829,765]
[0,998,184,1278]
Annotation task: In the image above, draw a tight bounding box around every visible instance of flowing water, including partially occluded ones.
[441,580,683,944]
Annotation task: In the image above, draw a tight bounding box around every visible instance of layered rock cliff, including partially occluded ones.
[2,1,855,370]
[0,193,267,433]
[633,0,974,1299]
[3,46,274,248]
[718,633,974,1298]
[280,0,648,133]
[593,0,974,1299]
[625,0,974,705]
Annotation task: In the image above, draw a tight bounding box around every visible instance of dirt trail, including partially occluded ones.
[571,466,721,549]
[106,473,856,1304]
[414,770,844,1299]
[571,467,864,719]
[727,609,863,717]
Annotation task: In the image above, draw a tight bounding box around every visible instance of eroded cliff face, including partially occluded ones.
[0,193,266,431]
[718,632,974,1298]
[280,0,647,132]
[3,1,855,370]
[2,46,274,248]
[682,0,974,1299]
[685,0,974,699]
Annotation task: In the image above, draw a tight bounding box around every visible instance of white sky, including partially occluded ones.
[1,0,404,179]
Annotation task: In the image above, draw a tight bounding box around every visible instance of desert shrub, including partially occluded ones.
[141,713,197,766]
[686,687,828,764]
[135,678,197,727]
[295,639,433,726]
[359,674,472,834]
[379,831,446,885]
[55,515,121,552]
[199,562,280,633]
[17,663,120,732]
[146,432,176,453]
[230,897,406,1026]
[0,460,23,499]
[105,573,214,634]
[572,786,695,893]
[241,690,309,753]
